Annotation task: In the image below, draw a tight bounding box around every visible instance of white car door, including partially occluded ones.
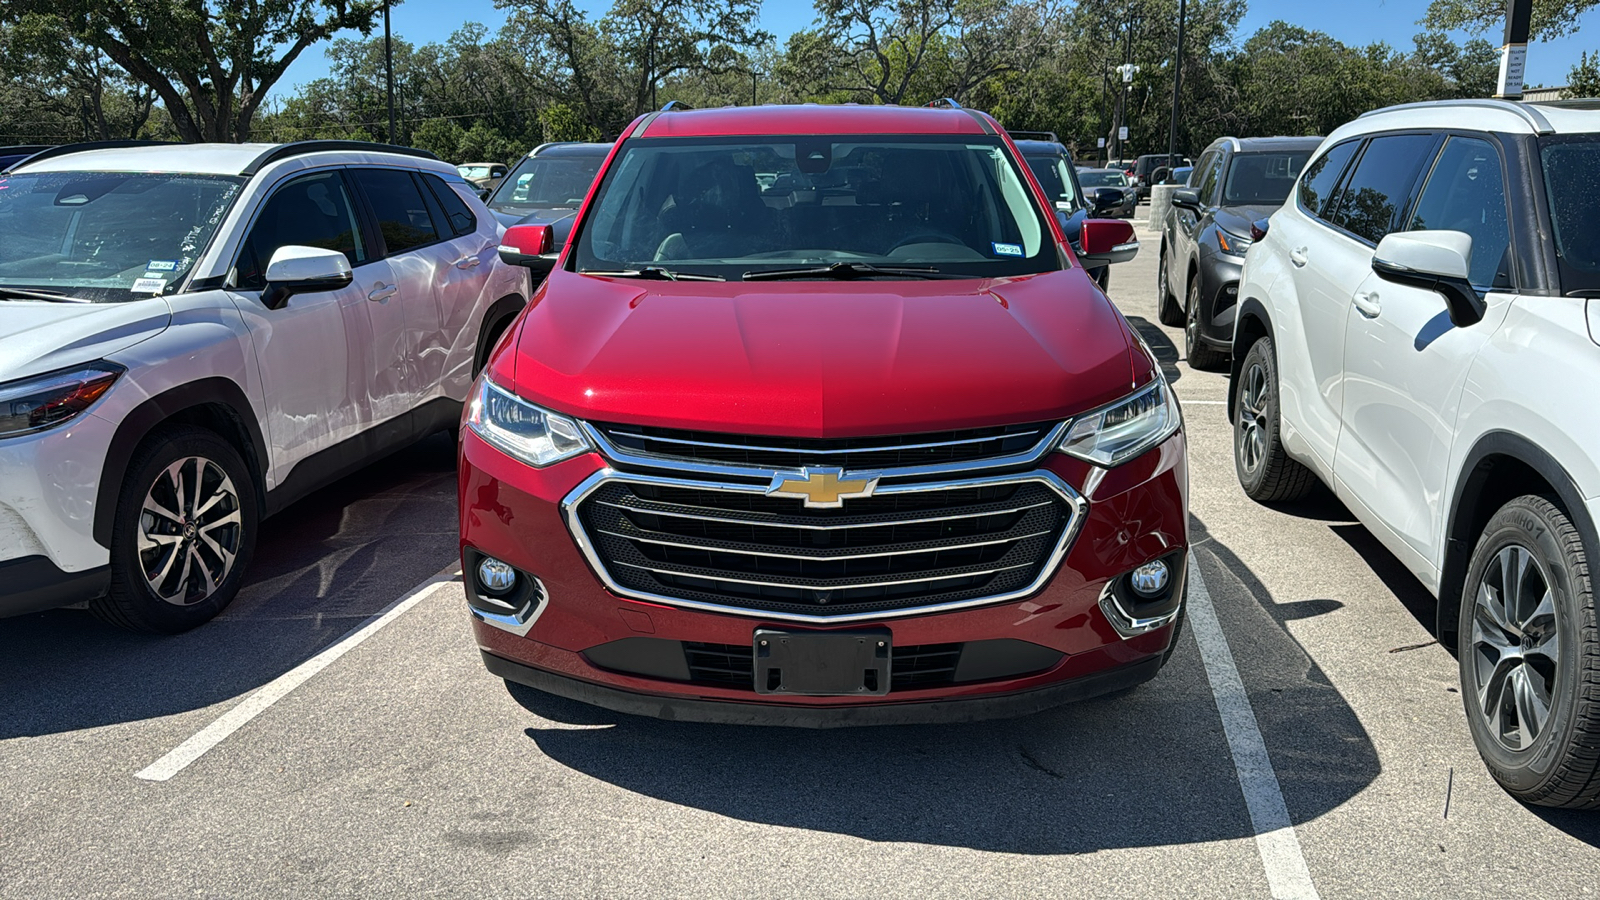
[414,172,497,403]
[1336,135,1516,576]
[228,170,384,484]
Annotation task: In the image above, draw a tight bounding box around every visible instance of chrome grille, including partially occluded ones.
[567,472,1082,621]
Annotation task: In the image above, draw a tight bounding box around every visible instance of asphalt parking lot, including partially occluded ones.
[4,204,1600,899]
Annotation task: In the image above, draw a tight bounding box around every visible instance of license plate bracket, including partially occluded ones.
[753,627,892,696]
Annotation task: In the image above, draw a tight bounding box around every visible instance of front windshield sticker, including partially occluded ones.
[130,277,166,294]
[145,260,177,271]
[992,242,1023,257]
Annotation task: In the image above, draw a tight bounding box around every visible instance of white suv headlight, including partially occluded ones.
[466,376,591,467]
[0,362,123,439]
[1058,378,1182,467]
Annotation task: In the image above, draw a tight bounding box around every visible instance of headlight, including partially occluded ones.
[1216,229,1251,257]
[466,376,591,467]
[0,362,123,439]
[1058,378,1182,466]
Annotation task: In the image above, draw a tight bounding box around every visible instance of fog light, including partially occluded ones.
[1129,560,1169,598]
[477,556,517,594]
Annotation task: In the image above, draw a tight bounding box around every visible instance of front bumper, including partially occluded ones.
[1196,246,1244,347]
[459,427,1189,723]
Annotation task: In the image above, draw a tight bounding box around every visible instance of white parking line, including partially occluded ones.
[1187,558,1321,900]
[135,565,460,782]
[1181,399,1227,405]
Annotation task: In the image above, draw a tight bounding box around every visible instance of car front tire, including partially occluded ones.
[1233,336,1315,503]
[1157,247,1184,326]
[92,425,259,633]
[1185,275,1229,371]
[1460,495,1600,808]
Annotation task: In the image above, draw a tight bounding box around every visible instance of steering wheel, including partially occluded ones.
[888,230,967,252]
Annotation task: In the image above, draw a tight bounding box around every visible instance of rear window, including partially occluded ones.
[1539,135,1600,293]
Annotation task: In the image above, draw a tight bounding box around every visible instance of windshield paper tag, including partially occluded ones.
[991,242,1023,257]
[130,277,166,294]
[145,260,177,272]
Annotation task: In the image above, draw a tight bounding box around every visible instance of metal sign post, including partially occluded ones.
[1495,0,1531,99]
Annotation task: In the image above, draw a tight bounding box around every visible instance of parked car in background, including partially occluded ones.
[464,102,1176,727]
[0,145,51,171]
[482,142,610,246]
[1076,167,1138,217]
[0,141,527,631]
[1013,131,1122,288]
[1157,135,1321,369]
[458,162,509,193]
[1132,153,1190,198]
[1232,98,1600,808]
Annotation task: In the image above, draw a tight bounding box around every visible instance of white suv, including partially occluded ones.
[0,141,527,632]
[1232,99,1600,808]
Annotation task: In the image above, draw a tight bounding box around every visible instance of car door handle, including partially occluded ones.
[454,254,481,269]
[368,282,398,302]
[1289,246,1309,267]
[1353,291,1382,318]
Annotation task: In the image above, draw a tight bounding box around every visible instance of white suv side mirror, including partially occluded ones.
[261,245,354,310]
[1371,230,1484,328]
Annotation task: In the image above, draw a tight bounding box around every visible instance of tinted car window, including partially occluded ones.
[492,154,604,210]
[1197,152,1224,206]
[1222,151,1313,205]
[1078,170,1128,187]
[1406,136,1511,288]
[351,168,440,254]
[1297,140,1358,219]
[1538,135,1600,292]
[236,171,365,291]
[1024,154,1078,208]
[1327,134,1436,245]
[425,173,477,236]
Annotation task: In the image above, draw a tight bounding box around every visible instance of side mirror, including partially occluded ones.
[498,223,559,276]
[1371,230,1483,327]
[1172,189,1201,211]
[1074,218,1139,267]
[1250,218,1270,241]
[478,187,492,202]
[1090,187,1124,215]
[261,245,353,310]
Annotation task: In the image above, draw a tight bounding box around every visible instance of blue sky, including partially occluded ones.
[272,0,1600,101]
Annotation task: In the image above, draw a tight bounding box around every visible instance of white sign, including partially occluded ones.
[1097,137,1106,148]
[1496,43,1527,98]
[1118,126,1129,141]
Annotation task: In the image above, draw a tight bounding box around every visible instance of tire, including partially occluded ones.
[91,425,259,633]
[1232,336,1315,503]
[1185,274,1229,371]
[474,313,514,377]
[1157,246,1184,326]
[1459,495,1600,808]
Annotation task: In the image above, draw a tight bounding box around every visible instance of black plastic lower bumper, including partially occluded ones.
[0,555,110,618]
[484,650,1165,727]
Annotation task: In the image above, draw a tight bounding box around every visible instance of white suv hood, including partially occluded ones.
[0,300,171,382]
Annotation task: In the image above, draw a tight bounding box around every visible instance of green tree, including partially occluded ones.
[1425,0,1598,40]
[1566,50,1600,96]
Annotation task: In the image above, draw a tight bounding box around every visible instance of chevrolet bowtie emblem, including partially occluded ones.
[766,467,879,509]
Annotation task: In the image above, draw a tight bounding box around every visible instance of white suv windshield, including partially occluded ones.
[573,135,1054,279]
[0,171,242,302]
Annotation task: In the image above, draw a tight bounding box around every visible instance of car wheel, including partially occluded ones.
[1460,495,1600,808]
[1157,247,1184,326]
[92,425,259,633]
[1233,336,1315,503]
[1185,275,1229,371]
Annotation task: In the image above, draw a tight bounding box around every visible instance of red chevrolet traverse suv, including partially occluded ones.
[459,103,1188,725]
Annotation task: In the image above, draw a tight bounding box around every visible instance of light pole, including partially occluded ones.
[1114,62,1139,162]
[383,1,396,144]
[1166,0,1186,172]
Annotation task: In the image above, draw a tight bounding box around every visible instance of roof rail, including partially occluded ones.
[659,100,693,112]
[1007,130,1061,144]
[1358,99,1554,134]
[927,98,963,109]
[240,140,440,177]
[3,140,175,175]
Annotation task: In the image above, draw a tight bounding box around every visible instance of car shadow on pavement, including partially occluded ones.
[0,433,460,741]
[507,513,1379,854]
[1124,315,1182,385]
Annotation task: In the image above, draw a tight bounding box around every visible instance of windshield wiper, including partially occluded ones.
[582,267,725,282]
[742,262,958,281]
[0,286,91,303]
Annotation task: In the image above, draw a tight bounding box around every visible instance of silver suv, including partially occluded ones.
[0,140,527,632]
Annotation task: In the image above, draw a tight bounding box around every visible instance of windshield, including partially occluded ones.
[1078,171,1127,188]
[1222,151,1312,205]
[490,154,604,211]
[0,171,242,302]
[1540,136,1600,292]
[1024,154,1079,208]
[573,135,1056,279]
[459,165,495,179]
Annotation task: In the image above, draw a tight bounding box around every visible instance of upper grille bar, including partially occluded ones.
[599,529,1052,561]
[601,429,1013,456]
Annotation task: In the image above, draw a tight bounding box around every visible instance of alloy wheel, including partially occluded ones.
[137,456,244,606]
[1470,544,1561,751]
[1186,281,1202,356]
[1237,361,1270,474]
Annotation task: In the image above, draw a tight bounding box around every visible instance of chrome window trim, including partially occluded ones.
[579,420,1071,483]
[561,466,1088,625]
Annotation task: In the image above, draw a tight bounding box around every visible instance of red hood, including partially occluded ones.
[501,267,1146,437]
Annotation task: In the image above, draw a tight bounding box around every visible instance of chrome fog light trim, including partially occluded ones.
[1099,581,1182,638]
